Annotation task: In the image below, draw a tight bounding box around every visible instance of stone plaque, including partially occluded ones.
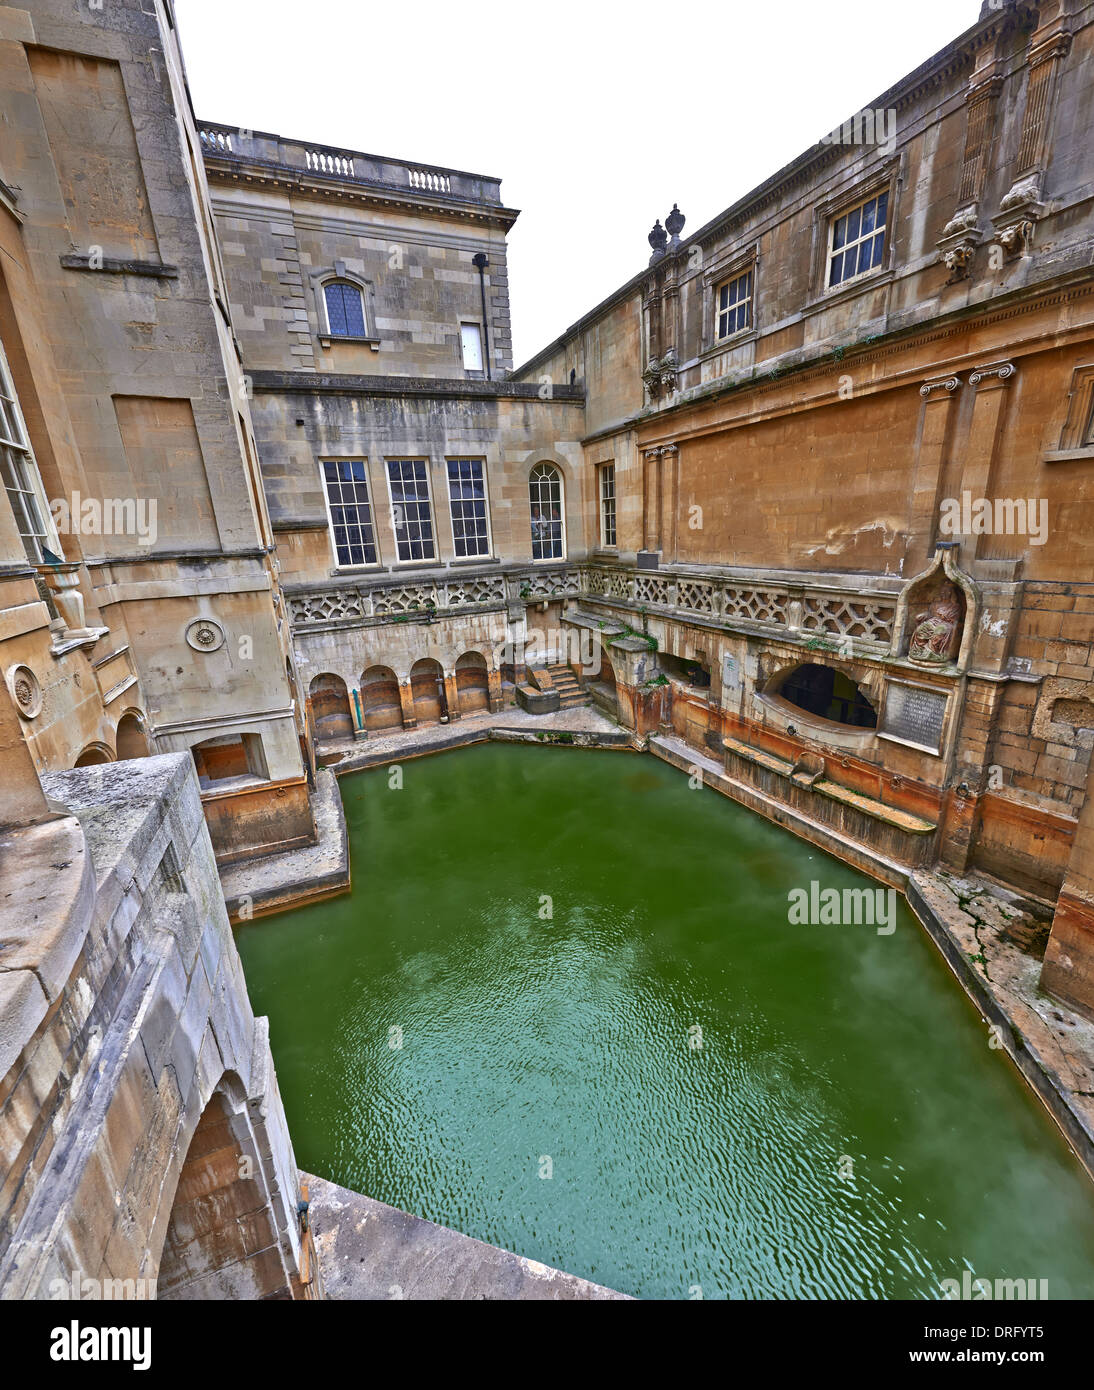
[722,653,740,692]
[882,682,947,753]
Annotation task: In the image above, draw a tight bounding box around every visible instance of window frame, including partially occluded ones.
[385,457,438,565]
[0,337,61,564]
[825,187,890,291]
[320,457,381,571]
[598,462,617,549]
[528,461,566,563]
[459,322,485,374]
[445,456,493,562]
[714,268,754,342]
[321,278,368,339]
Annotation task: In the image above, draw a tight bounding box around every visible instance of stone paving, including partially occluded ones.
[303,1172,628,1300]
[316,703,629,774]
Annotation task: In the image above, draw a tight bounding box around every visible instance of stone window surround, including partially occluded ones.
[703,243,759,353]
[529,460,567,564]
[385,456,438,566]
[444,455,495,563]
[1045,362,1094,463]
[807,156,903,307]
[318,457,382,574]
[598,461,617,550]
[310,263,380,348]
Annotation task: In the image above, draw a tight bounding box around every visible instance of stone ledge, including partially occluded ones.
[304,1172,628,1300]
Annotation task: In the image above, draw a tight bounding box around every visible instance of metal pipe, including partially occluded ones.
[472,251,491,380]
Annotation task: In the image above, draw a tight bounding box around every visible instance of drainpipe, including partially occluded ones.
[352,687,367,741]
[472,251,491,380]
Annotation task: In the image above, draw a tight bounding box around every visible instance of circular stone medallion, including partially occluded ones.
[185,618,226,653]
[8,664,43,719]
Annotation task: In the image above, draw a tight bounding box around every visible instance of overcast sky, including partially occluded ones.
[176,0,984,367]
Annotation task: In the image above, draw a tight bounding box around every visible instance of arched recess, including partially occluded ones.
[588,642,618,716]
[455,650,489,714]
[116,709,150,760]
[765,662,878,730]
[409,657,445,724]
[74,742,114,768]
[360,665,402,731]
[191,733,268,787]
[309,673,353,740]
[156,1078,300,1301]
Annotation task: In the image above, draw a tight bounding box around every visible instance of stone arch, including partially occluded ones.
[764,661,878,730]
[190,733,269,786]
[360,664,402,731]
[157,1077,302,1300]
[455,650,490,714]
[588,641,618,717]
[309,672,353,740]
[74,741,114,767]
[116,709,150,760]
[409,657,446,724]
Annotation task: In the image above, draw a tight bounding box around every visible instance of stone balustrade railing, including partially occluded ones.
[197,124,503,207]
[578,564,897,650]
[287,567,577,630]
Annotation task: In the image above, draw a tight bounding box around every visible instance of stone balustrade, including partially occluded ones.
[287,566,578,631]
[578,563,898,651]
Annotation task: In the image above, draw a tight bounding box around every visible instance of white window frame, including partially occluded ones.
[826,189,890,291]
[599,462,617,548]
[320,457,382,571]
[460,322,484,373]
[386,457,438,565]
[714,269,754,341]
[321,277,369,339]
[0,337,61,564]
[529,461,566,563]
[445,456,493,562]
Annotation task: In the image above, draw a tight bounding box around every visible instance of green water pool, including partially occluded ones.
[236,745,1094,1299]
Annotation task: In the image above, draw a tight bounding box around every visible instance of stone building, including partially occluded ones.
[198,123,586,736]
[511,0,1094,1019]
[0,0,316,865]
[2,0,1094,1302]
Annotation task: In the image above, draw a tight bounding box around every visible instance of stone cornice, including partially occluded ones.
[248,371,584,403]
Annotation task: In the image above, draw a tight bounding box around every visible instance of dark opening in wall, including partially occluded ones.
[773,663,877,730]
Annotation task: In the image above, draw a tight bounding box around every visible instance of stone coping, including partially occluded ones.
[303,1172,629,1300]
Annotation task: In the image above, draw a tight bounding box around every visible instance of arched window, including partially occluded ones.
[770,663,877,730]
[323,280,366,338]
[529,463,564,561]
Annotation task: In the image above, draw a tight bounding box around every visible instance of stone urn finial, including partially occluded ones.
[648,220,667,263]
[665,203,685,242]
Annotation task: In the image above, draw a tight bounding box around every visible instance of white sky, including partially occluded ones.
[175,0,984,367]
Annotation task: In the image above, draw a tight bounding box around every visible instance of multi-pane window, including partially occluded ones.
[0,341,54,563]
[529,462,564,561]
[387,459,435,562]
[828,191,889,288]
[322,460,378,568]
[446,458,490,558]
[323,280,366,337]
[599,463,616,547]
[460,323,484,372]
[715,269,753,340]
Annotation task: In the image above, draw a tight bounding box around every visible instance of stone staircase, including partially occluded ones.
[546,662,589,709]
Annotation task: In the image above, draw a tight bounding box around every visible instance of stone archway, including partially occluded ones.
[309,673,353,740]
[116,710,150,760]
[455,651,489,714]
[360,665,402,731]
[74,742,114,767]
[589,643,618,717]
[766,662,878,730]
[157,1080,305,1300]
[409,658,445,724]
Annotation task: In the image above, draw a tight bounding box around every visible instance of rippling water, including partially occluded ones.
[237,746,1094,1299]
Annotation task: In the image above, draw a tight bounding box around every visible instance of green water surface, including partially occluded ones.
[237,745,1094,1299]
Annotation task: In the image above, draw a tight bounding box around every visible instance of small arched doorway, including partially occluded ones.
[116,710,150,760]
[360,665,402,731]
[309,673,353,740]
[455,651,489,714]
[589,643,618,717]
[409,658,445,724]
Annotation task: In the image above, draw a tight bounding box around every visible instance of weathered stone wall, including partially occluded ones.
[0,753,311,1299]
